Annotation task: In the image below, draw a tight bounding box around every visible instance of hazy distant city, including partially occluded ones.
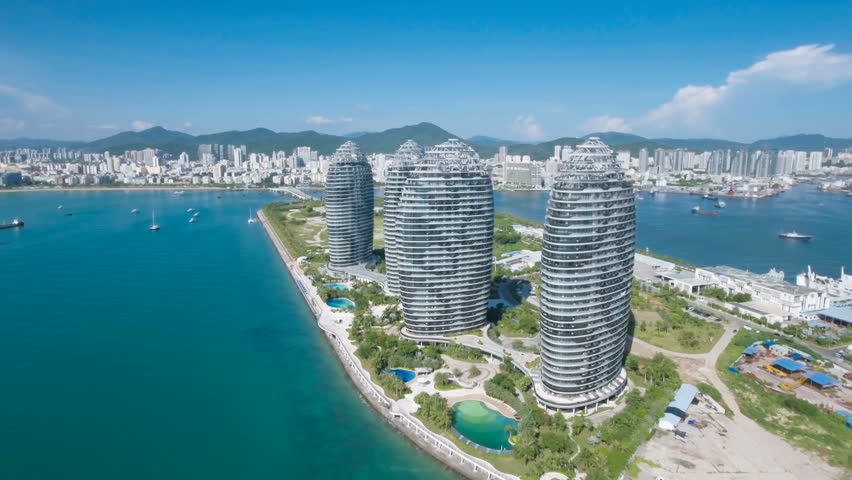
[3,125,852,198]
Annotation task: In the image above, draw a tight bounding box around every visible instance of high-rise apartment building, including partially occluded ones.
[383,140,424,295]
[638,148,649,173]
[535,137,636,410]
[396,139,494,336]
[326,141,374,268]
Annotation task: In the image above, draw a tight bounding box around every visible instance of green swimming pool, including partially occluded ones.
[452,400,518,451]
[326,298,355,311]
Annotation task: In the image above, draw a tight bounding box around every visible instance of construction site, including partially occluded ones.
[732,340,852,413]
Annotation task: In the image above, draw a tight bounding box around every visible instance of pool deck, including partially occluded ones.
[259,209,517,480]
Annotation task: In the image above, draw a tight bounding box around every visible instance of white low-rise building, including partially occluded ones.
[695,265,832,318]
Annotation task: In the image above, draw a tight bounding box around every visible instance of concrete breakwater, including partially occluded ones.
[257,209,515,480]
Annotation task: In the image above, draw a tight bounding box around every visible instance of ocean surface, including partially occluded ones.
[1,184,849,480]
[495,184,852,280]
[0,190,459,480]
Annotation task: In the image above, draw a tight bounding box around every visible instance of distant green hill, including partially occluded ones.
[9,125,851,160]
[582,132,648,146]
[0,138,85,149]
[87,126,193,152]
[355,122,459,154]
[466,135,523,146]
[750,134,852,152]
[653,137,745,150]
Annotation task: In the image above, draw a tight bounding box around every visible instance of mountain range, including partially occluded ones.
[3,123,851,160]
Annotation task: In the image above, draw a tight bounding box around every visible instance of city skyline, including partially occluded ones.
[2,2,852,141]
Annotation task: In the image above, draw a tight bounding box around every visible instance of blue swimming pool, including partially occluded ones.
[324,283,348,291]
[389,368,416,383]
[326,298,355,311]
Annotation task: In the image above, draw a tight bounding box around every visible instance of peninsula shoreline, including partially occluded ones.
[256,208,515,480]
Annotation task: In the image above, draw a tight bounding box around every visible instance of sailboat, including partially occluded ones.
[149,213,160,231]
[247,209,259,224]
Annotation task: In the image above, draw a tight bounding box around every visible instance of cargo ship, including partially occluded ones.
[0,218,24,230]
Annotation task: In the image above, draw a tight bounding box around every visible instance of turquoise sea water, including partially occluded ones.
[495,184,852,280]
[452,401,518,451]
[0,190,458,480]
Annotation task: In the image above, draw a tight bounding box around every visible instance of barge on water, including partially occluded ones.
[0,218,24,230]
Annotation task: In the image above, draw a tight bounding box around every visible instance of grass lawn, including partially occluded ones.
[716,330,852,471]
[435,383,463,391]
[262,201,327,258]
[373,215,384,249]
[633,309,724,353]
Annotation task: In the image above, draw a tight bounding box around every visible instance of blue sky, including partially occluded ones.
[2,1,852,142]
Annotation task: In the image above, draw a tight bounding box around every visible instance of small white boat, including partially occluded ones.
[172,190,185,196]
[130,208,140,214]
[186,208,194,213]
[57,205,63,210]
[149,213,160,231]
[247,209,259,224]
[189,217,196,224]
[779,231,812,240]
[192,211,200,218]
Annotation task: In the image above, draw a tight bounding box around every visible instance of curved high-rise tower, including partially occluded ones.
[396,139,494,336]
[535,137,636,410]
[325,141,374,268]
[384,140,424,294]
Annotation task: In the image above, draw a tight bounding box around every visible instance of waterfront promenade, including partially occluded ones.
[258,209,517,480]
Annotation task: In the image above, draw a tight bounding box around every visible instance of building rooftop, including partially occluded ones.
[704,265,818,296]
[773,358,806,372]
[659,270,715,287]
[803,371,839,387]
[666,383,699,417]
[804,306,852,326]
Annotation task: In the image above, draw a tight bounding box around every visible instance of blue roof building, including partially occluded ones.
[803,306,852,327]
[803,371,839,388]
[658,384,699,430]
[772,358,805,373]
[744,346,758,356]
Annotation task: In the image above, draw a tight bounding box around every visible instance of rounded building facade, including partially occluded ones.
[535,137,636,410]
[325,141,374,268]
[383,140,424,294]
[396,139,494,336]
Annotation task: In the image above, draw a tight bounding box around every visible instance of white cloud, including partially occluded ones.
[183,121,193,128]
[582,114,632,133]
[305,115,332,125]
[0,116,25,130]
[131,120,154,131]
[0,83,70,118]
[91,123,121,130]
[339,116,353,123]
[641,43,852,129]
[355,103,372,112]
[727,43,852,87]
[512,115,544,141]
